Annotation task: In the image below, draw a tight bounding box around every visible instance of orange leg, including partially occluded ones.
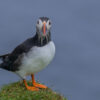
[23,79,39,91]
[31,74,47,89]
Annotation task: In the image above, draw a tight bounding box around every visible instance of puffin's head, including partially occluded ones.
[36,17,51,37]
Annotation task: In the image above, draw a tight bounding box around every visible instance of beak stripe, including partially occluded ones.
[43,22,46,35]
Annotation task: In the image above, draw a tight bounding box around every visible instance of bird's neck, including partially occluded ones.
[33,32,51,47]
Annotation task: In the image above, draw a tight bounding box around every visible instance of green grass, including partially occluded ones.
[0,81,67,100]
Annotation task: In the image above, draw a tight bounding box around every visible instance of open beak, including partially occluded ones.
[43,22,46,35]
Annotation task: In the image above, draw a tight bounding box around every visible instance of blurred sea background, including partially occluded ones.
[0,0,100,100]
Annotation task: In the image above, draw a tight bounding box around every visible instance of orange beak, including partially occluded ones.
[43,22,46,35]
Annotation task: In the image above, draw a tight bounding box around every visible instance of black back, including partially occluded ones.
[0,32,51,71]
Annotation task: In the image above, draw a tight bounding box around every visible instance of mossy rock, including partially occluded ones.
[0,81,67,100]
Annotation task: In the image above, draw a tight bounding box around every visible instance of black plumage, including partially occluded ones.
[0,17,55,91]
[0,31,51,71]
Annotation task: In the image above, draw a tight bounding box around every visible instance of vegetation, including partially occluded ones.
[0,81,67,100]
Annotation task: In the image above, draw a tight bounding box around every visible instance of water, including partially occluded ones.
[0,0,100,100]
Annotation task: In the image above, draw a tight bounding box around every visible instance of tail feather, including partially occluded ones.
[0,53,13,71]
[0,53,10,61]
[0,62,10,70]
[0,63,1,68]
[0,54,10,69]
[0,63,4,69]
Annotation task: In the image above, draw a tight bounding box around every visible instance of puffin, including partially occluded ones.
[0,17,55,91]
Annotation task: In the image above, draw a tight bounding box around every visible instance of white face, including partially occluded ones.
[36,19,51,35]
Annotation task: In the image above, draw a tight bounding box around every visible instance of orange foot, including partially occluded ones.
[26,86,39,91]
[33,82,47,89]
[31,74,47,89]
[23,79,39,91]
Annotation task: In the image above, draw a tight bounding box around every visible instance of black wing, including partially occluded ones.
[0,37,35,71]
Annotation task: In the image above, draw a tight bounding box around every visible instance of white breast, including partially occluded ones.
[16,41,55,78]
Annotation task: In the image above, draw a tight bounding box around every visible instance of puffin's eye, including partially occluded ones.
[49,21,51,25]
[37,21,39,24]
